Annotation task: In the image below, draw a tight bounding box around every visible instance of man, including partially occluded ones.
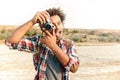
[5,8,79,80]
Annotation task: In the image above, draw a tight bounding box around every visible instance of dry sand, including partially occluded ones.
[0,44,120,80]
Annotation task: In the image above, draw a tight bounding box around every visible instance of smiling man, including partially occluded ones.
[5,8,79,80]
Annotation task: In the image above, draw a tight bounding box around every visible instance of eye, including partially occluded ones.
[59,31,62,34]
[58,21,61,25]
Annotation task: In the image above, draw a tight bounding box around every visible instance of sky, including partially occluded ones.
[0,0,120,29]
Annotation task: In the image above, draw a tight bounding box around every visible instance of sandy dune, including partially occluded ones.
[0,44,120,80]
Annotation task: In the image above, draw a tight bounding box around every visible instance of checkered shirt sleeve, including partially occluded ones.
[5,35,40,53]
[60,39,79,72]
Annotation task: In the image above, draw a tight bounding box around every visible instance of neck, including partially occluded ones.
[56,40,60,45]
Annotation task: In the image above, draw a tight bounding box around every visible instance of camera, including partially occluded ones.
[43,18,55,31]
[43,22,55,31]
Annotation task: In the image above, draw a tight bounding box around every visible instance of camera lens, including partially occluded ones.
[46,24,51,30]
[43,23,52,30]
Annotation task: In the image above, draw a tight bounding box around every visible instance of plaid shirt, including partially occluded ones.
[5,35,79,80]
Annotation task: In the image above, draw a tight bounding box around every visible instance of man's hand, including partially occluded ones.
[41,28,57,49]
[31,11,50,25]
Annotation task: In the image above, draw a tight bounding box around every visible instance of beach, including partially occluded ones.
[0,44,120,80]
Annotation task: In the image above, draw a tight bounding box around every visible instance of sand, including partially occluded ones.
[0,44,120,80]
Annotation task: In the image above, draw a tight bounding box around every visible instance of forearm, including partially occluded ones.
[50,44,69,66]
[50,43,79,72]
[6,20,34,43]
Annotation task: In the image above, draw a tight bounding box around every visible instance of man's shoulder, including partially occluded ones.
[61,38,74,48]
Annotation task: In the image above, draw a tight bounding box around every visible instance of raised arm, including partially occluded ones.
[6,20,34,43]
[6,11,49,44]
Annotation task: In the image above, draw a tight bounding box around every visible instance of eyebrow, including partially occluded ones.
[52,19,61,24]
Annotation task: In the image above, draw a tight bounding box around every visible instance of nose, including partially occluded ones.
[55,31,60,37]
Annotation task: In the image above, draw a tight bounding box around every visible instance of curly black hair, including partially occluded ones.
[46,8,66,23]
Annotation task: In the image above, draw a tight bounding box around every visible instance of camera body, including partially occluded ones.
[43,17,55,31]
[43,22,55,31]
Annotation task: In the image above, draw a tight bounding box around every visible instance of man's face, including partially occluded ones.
[50,15,63,42]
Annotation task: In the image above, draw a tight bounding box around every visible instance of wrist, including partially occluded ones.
[30,18,36,25]
[49,43,57,51]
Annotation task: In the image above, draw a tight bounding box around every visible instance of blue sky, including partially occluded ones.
[0,0,120,29]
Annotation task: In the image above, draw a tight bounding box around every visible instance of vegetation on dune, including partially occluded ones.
[1,25,120,44]
[63,29,120,43]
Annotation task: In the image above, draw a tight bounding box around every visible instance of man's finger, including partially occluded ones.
[42,27,52,37]
[52,29,55,36]
[44,11,50,18]
[41,11,49,22]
